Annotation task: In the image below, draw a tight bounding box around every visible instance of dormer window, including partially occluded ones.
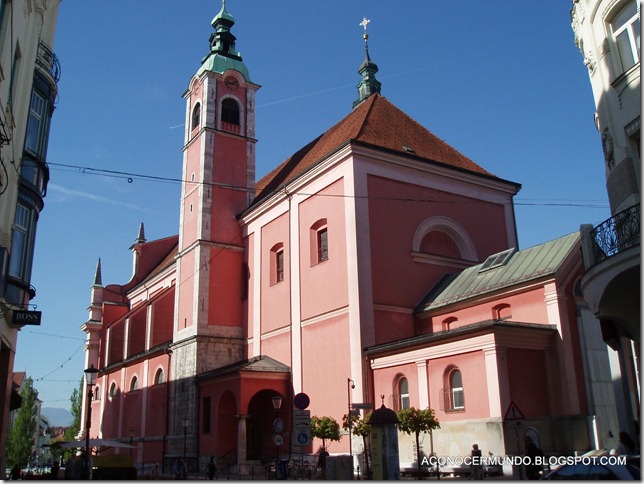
[478,248,515,273]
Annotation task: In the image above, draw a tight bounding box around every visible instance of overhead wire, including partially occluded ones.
[47,161,609,208]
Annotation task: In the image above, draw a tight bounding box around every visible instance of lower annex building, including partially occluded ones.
[78,2,626,473]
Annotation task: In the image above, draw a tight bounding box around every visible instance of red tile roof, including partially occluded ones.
[253,94,498,204]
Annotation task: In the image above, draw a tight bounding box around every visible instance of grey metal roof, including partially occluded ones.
[416,232,580,313]
[365,319,557,356]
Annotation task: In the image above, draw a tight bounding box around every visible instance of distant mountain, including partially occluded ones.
[42,407,73,427]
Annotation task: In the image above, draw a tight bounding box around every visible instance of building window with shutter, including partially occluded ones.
[317,228,328,263]
[270,243,285,285]
[310,219,329,265]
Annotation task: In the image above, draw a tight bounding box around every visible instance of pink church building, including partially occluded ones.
[79,2,620,475]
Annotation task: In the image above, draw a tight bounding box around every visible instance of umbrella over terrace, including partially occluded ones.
[55,438,136,452]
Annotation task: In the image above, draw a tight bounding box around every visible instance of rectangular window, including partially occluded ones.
[25,91,48,157]
[270,244,285,285]
[0,1,5,38]
[276,250,284,282]
[9,46,21,103]
[451,387,465,410]
[611,2,640,73]
[317,228,328,263]
[8,203,34,281]
[203,397,211,434]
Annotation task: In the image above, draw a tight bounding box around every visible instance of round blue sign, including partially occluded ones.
[293,392,310,410]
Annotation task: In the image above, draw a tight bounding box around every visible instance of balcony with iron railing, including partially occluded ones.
[34,41,60,99]
[589,203,640,265]
[580,203,640,345]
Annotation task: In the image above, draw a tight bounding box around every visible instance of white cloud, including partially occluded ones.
[48,183,144,211]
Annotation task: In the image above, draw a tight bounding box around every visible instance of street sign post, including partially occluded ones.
[352,403,373,411]
[294,409,311,447]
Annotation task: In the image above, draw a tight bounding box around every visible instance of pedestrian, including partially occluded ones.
[173,457,187,480]
[317,446,329,479]
[207,456,217,480]
[616,431,636,456]
[64,455,74,480]
[470,443,484,480]
[523,436,543,480]
[10,464,20,480]
[72,452,86,480]
[50,460,60,480]
[150,462,159,479]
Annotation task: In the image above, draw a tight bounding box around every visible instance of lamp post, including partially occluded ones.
[84,365,99,480]
[181,417,189,460]
[347,378,355,467]
[128,427,135,456]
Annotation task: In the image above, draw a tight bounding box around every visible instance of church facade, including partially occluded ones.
[79,2,621,473]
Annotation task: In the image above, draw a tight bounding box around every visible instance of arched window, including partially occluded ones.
[191,103,201,131]
[420,231,461,258]
[412,216,477,263]
[130,376,138,392]
[109,382,119,398]
[154,368,165,385]
[310,219,328,265]
[449,369,464,410]
[442,367,465,411]
[270,243,285,285]
[221,98,240,125]
[398,377,410,411]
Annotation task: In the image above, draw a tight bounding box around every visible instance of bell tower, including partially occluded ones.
[171,0,259,456]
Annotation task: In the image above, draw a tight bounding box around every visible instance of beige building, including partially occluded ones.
[571,0,640,445]
[0,0,60,470]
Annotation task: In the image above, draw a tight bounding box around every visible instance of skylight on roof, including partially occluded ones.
[478,248,516,273]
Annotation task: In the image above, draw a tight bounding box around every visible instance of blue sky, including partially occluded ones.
[15,1,610,413]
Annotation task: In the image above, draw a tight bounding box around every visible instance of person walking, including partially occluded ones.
[173,457,188,480]
[523,436,543,480]
[470,443,484,480]
[616,431,637,456]
[207,456,217,480]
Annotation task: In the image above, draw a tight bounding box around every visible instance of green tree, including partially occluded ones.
[6,377,39,467]
[63,378,83,442]
[397,407,440,480]
[310,415,341,450]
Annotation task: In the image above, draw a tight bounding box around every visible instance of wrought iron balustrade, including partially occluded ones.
[35,41,61,84]
[590,203,640,263]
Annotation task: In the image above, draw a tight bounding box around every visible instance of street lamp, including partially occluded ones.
[128,427,135,456]
[181,417,189,460]
[271,395,283,412]
[84,365,99,480]
[347,379,355,465]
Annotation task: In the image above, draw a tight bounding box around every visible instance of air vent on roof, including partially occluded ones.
[478,248,516,273]
[402,146,415,153]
